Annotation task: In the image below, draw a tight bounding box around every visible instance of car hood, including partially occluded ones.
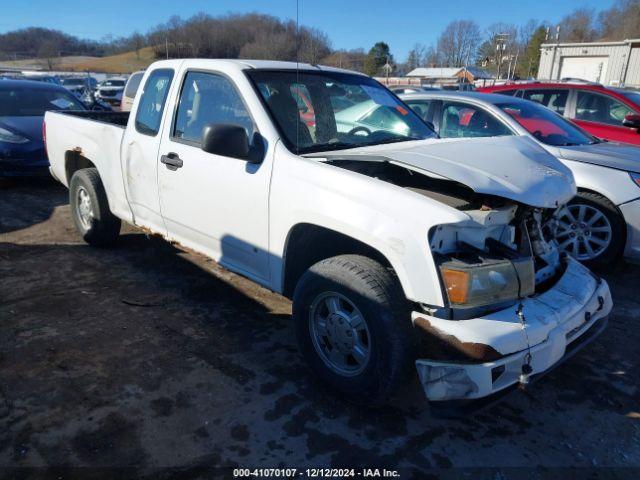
[557,141,640,174]
[309,136,576,208]
[0,116,44,143]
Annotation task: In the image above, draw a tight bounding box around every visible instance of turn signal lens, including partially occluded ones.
[441,268,470,304]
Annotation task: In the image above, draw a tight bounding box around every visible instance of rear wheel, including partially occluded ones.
[69,168,121,247]
[292,255,413,405]
[551,191,625,266]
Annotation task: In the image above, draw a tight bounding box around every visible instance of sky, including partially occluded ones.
[0,0,617,60]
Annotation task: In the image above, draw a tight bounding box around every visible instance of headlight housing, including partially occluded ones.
[0,127,29,144]
[438,251,534,309]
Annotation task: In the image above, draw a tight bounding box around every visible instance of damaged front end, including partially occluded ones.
[414,199,612,407]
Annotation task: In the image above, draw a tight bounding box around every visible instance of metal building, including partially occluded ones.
[538,39,640,87]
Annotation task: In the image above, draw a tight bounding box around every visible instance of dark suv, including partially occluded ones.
[478,82,640,145]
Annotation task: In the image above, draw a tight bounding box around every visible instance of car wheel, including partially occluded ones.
[292,254,413,405]
[69,168,121,247]
[551,191,625,266]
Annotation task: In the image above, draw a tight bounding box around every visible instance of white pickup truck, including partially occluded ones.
[44,59,612,410]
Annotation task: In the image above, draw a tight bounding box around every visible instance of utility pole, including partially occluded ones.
[165,37,169,60]
[495,33,509,79]
[549,25,560,80]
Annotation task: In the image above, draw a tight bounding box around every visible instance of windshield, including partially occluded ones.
[247,70,436,154]
[102,80,125,87]
[615,89,640,106]
[62,78,84,86]
[497,100,596,146]
[0,87,85,116]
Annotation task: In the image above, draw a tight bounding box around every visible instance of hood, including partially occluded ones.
[0,116,44,143]
[311,136,576,208]
[558,141,640,174]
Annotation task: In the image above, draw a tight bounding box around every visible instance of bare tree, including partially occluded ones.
[436,20,481,67]
[37,40,58,70]
[559,8,597,42]
[598,0,640,40]
[406,43,426,70]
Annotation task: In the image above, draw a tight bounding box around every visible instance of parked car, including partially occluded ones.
[120,71,144,112]
[62,77,97,95]
[401,91,640,265]
[95,77,127,107]
[0,79,86,176]
[477,82,640,145]
[44,60,612,410]
[23,75,62,86]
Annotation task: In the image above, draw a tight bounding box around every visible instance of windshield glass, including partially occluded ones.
[615,89,640,106]
[62,78,84,86]
[0,87,85,116]
[497,100,596,146]
[247,70,436,153]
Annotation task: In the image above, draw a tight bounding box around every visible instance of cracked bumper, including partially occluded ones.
[413,258,612,403]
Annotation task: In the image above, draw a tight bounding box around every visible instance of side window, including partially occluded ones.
[522,89,568,114]
[134,69,174,136]
[124,72,143,99]
[173,71,255,144]
[360,105,408,134]
[405,100,432,122]
[575,91,634,126]
[440,102,512,138]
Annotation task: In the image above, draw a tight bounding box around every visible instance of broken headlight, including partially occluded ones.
[438,251,534,308]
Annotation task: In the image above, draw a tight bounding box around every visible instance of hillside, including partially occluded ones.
[60,47,157,73]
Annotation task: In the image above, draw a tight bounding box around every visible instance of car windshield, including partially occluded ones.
[0,87,85,116]
[247,70,436,154]
[102,80,125,87]
[62,79,84,86]
[615,89,640,106]
[497,100,596,146]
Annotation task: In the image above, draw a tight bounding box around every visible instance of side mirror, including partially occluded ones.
[201,123,250,160]
[623,114,640,130]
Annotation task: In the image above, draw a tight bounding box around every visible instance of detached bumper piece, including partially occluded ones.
[412,258,612,409]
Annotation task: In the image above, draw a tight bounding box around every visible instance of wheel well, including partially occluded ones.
[282,223,395,298]
[65,150,96,184]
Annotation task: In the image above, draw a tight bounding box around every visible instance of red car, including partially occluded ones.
[477,82,640,145]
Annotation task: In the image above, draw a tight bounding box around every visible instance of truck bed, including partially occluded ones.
[56,110,130,128]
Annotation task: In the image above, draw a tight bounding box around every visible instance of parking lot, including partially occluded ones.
[1,178,639,476]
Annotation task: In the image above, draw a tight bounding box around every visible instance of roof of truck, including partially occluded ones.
[147,58,364,76]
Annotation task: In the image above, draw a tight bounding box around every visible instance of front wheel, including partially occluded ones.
[550,191,625,266]
[292,255,413,405]
[69,168,121,247]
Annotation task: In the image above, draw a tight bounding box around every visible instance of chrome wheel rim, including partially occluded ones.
[309,292,371,376]
[76,186,94,230]
[552,203,612,261]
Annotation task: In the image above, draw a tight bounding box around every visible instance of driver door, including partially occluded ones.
[157,70,272,282]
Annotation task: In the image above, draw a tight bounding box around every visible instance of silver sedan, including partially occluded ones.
[401,91,640,265]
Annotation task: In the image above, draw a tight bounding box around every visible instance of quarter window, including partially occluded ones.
[574,91,634,126]
[173,71,255,145]
[134,69,174,136]
[404,99,432,122]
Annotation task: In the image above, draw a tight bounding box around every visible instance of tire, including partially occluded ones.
[292,254,413,405]
[69,168,121,247]
[553,191,626,266]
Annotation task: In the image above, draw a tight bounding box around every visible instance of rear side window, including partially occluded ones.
[440,102,511,138]
[404,99,432,122]
[135,69,174,136]
[575,91,634,126]
[522,89,568,114]
[124,72,144,99]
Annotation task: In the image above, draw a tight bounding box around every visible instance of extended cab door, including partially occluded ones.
[121,68,175,233]
[156,69,272,282]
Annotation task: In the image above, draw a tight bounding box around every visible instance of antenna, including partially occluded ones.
[295,0,300,154]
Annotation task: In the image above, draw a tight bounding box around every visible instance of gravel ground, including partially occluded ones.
[1,178,639,479]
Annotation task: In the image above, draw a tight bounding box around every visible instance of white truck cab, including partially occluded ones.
[44,59,612,410]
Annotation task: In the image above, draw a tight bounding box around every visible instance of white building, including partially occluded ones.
[538,38,640,87]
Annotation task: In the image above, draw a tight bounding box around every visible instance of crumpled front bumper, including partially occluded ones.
[413,258,612,404]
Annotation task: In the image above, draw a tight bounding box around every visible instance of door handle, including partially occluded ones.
[161,153,183,171]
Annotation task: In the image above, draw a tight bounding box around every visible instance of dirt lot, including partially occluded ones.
[1,178,639,478]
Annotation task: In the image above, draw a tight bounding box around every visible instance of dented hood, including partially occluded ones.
[312,136,576,208]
